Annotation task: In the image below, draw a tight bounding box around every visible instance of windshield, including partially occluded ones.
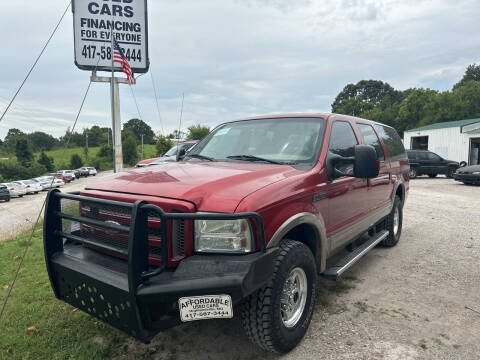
[164,145,179,157]
[187,117,325,165]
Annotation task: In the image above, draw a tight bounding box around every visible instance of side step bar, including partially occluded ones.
[322,230,389,280]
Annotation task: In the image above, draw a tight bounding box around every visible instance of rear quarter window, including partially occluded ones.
[375,125,407,161]
[357,123,385,161]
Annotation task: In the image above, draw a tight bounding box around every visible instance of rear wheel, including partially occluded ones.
[380,195,403,247]
[409,168,417,179]
[241,240,316,353]
[428,174,437,178]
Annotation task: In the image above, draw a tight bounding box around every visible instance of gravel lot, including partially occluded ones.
[118,177,480,360]
[0,172,112,241]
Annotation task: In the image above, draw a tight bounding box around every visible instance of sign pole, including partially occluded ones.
[110,28,123,173]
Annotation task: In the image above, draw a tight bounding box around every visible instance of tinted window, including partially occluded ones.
[328,121,358,173]
[374,125,407,161]
[427,152,441,161]
[417,152,428,160]
[407,151,416,160]
[357,123,385,161]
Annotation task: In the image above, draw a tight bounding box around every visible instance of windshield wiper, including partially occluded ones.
[185,154,216,162]
[227,155,285,165]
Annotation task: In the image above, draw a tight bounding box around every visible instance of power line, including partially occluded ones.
[0,56,100,324]
[150,69,164,135]
[0,1,72,124]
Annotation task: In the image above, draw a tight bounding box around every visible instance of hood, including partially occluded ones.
[86,162,300,212]
[459,164,480,173]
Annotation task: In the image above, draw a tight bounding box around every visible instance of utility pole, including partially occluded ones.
[141,134,144,160]
[107,129,110,147]
[86,133,89,159]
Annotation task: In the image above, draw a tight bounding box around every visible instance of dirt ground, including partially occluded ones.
[0,172,112,241]
[115,177,480,360]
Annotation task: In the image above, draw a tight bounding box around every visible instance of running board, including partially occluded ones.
[322,230,389,280]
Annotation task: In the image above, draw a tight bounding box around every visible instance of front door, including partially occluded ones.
[326,120,367,250]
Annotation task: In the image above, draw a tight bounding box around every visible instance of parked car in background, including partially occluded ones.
[146,141,200,167]
[454,165,480,185]
[36,176,64,189]
[73,169,81,179]
[4,182,27,198]
[31,178,49,191]
[57,170,75,183]
[16,180,42,194]
[77,168,90,177]
[136,157,162,167]
[0,184,11,202]
[406,150,459,178]
[86,167,97,176]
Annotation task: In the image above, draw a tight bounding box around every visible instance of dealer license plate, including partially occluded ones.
[179,295,233,322]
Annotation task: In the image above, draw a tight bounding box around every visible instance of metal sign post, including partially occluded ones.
[91,71,135,172]
[72,0,149,173]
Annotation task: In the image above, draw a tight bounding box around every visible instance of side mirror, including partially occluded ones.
[327,145,379,180]
[176,148,187,162]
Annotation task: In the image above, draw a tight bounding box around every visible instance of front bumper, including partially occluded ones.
[454,173,480,184]
[44,190,273,343]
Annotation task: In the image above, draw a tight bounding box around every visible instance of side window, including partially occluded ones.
[328,121,358,173]
[357,123,385,161]
[427,152,441,161]
[417,152,428,160]
[407,152,416,160]
[374,125,407,161]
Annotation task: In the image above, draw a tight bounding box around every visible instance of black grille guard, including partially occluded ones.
[43,189,267,341]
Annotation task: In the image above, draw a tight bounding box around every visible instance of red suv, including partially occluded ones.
[44,114,409,353]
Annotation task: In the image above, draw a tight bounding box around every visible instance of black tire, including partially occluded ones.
[428,174,437,178]
[446,167,456,178]
[241,240,317,354]
[380,195,403,247]
[409,167,417,179]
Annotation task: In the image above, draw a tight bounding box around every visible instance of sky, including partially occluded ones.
[0,0,479,139]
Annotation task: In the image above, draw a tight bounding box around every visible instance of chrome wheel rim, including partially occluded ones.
[280,267,308,328]
[393,206,400,236]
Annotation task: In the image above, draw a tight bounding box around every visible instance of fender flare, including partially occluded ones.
[267,212,328,273]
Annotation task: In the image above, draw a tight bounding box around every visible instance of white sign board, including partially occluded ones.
[72,0,149,73]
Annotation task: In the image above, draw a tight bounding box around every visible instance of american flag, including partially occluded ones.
[113,38,134,84]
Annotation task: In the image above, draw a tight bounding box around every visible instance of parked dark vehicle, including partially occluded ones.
[77,168,90,177]
[44,113,409,354]
[406,150,459,179]
[454,165,480,185]
[0,184,10,202]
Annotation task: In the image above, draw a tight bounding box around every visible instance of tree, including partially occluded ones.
[70,154,83,169]
[4,128,26,152]
[186,124,210,140]
[122,135,138,165]
[15,137,34,166]
[28,131,58,151]
[331,80,401,115]
[168,129,186,140]
[156,135,174,156]
[98,144,113,158]
[123,119,156,144]
[453,64,480,90]
[38,151,54,172]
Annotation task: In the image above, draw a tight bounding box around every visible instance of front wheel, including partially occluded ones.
[380,195,403,247]
[409,168,417,179]
[241,240,317,353]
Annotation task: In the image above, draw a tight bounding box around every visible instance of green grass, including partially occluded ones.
[0,225,133,359]
[41,147,101,169]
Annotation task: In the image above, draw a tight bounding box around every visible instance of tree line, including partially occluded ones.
[331,64,480,135]
[0,118,211,182]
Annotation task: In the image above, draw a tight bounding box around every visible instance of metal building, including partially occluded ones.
[403,118,480,165]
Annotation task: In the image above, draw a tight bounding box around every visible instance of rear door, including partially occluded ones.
[326,120,367,249]
[356,122,391,212]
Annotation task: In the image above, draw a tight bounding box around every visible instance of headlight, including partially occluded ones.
[194,219,253,253]
[473,171,480,175]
